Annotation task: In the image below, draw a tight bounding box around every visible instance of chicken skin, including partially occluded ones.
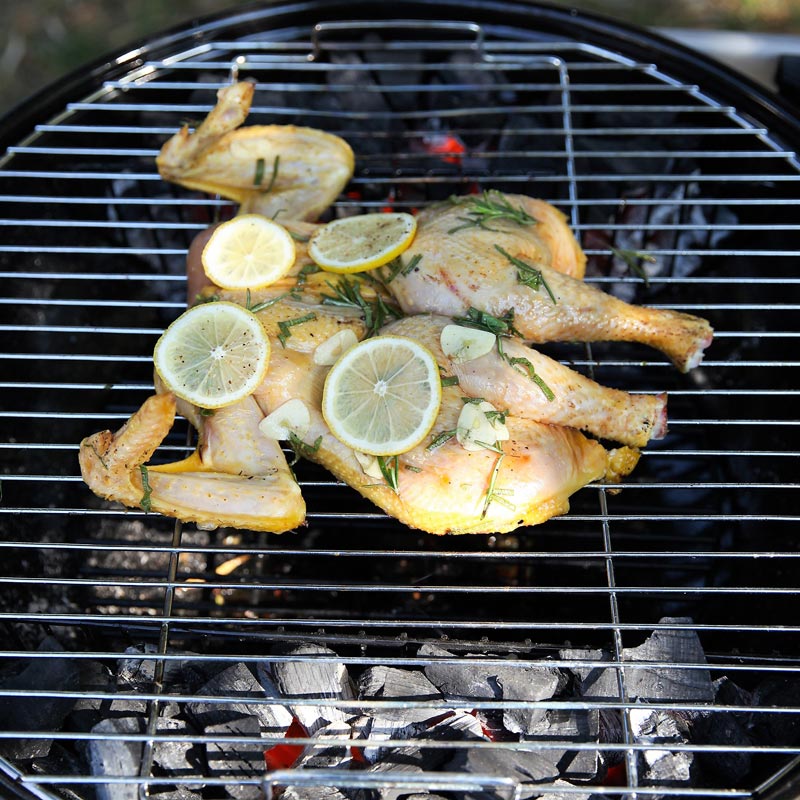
[255,342,636,536]
[156,81,354,221]
[387,194,713,372]
[384,314,667,448]
[79,392,305,533]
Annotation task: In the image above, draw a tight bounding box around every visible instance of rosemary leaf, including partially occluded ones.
[320,276,401,337]
[278,312,317,348]
[610,246,656,287]
[139,465,153,513]
[253,157,266,186]
[427,429,457,451]
[376,455,400,493]
[494,244,556,303]
[404,464,422,473]
[287,432,322,465]
[248,292,290,314]
[440,374,459,388]
[481,453,505,519]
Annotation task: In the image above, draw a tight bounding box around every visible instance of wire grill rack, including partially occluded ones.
[0,4,799,799]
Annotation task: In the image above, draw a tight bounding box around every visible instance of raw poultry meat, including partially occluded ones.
[252,325,638,535]
[156,81,354,221]
[383,313,666,449]
[79,80,715,536]
[79,393,304,532]
[388,196,713,372]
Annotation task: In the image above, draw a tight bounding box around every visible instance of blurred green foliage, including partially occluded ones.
[1,0,799,114]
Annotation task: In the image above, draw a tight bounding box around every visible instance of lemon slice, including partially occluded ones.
[201,214,296,290]
[322,335,441,456]
[153,302,270,409]
[308,212,417,273]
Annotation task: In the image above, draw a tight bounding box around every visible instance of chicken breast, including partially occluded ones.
[255,337,637,536]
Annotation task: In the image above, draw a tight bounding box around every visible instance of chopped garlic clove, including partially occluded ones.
[456,400,508,452]
[313,328,359,366]
[353,449,384,479]
[259,398,311,440]
[440,324,496,363]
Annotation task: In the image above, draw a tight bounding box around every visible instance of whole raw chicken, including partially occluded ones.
[79,80,716,536]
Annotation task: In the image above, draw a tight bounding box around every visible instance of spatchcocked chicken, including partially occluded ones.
[80,81,714,536]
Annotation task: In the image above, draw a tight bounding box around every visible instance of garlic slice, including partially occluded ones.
[440,324,496,363]
[258,398,311,440]
[353,449,384,479]
[313,328,359,366]
[456,400,509,452]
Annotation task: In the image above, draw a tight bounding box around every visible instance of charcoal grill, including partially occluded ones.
[0,1,799,798]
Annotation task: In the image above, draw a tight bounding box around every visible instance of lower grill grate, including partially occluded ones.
[0,3,798,798]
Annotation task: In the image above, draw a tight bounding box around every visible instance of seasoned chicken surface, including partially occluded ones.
[388,195,713,372]
[79,392,305,533]
[79,81,715,536]
[384,314,667,448]
[255,343,636,535]
[157,81,354,221]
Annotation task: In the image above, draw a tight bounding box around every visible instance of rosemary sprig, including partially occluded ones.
[378,253,423,284]
[287,432,322,465]
[452,307,554,401]
[494,245,556,303]
[496,337,555,401]
[191,292,220,307]
[447,190,538,234]
[610,246,656,287]
[481,453,515,518]
[321,276,401,337]
[376,455,400,493]
[139,465,153,513]
[278,312,317,347]
[427,429,457,451]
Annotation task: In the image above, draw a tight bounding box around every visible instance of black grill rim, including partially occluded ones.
[2,0,800,152]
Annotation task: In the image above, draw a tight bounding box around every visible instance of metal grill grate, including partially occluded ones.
[0,4,799,799]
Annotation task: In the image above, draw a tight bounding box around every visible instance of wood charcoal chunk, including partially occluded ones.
[621,618,713,702]
[294,721,352,769]
[270,644,355,735]
[498,664,563,734]
[282,787,349,800]
[187,662,291,735]
[87,716,144,800]
[443,745,561,798]
[204,716,265,800]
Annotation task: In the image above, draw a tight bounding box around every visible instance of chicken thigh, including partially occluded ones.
[387,194,713,372]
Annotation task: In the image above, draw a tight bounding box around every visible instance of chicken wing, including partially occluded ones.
[156,81,355,221]
[79,392,305,533]
[387,194,713,372]
[384,313,666,448]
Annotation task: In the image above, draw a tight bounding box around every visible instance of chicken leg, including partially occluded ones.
[387,194,713,372]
